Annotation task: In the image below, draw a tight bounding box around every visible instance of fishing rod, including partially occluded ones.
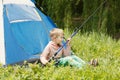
[49,0,106,62]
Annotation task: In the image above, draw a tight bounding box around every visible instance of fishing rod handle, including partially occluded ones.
[48,55,55,62]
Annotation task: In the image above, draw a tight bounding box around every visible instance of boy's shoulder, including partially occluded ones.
[46,41,55,47]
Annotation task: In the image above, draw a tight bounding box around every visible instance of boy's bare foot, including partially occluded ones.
[94,58,98,66]
[90,58,98,67]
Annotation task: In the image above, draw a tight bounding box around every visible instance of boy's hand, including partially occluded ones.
[67,38,71,46]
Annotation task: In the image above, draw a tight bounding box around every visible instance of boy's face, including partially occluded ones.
[55,34,64,45]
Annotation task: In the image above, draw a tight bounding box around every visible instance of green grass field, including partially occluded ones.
[0,31,120,80]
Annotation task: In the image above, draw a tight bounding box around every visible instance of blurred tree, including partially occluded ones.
[35,0,120,38]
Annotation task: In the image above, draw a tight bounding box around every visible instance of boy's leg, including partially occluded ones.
[58,56,85,68]
[58,56,72,66]
[70,55,86,65]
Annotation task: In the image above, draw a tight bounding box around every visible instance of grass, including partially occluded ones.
[0,31,120,80]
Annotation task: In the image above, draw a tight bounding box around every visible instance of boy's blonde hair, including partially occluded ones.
[50,28,64,40]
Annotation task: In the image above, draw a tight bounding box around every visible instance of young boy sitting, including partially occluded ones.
[40,28,98,68]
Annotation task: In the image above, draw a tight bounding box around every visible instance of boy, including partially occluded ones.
[40,28,98,68]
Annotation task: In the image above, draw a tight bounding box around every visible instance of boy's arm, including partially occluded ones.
[63,38,71,56]
[40,45,50,65]
[40,56,48,65]
[63,45,71,56]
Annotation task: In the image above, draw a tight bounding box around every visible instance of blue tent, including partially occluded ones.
[0,0,56,65]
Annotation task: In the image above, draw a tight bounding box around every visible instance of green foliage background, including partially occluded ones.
[36,0,120,37]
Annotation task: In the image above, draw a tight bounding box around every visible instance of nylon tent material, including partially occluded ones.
[0,0,56,65]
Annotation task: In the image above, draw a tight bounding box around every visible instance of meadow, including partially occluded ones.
[0,31,120,80]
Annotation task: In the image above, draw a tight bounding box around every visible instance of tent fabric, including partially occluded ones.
[0,0,6,65]
[0,0,56,65]
[6,4,41,23]
[3,0,35,7]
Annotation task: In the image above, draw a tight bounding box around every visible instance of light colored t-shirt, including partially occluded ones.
[40,41,71,64]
